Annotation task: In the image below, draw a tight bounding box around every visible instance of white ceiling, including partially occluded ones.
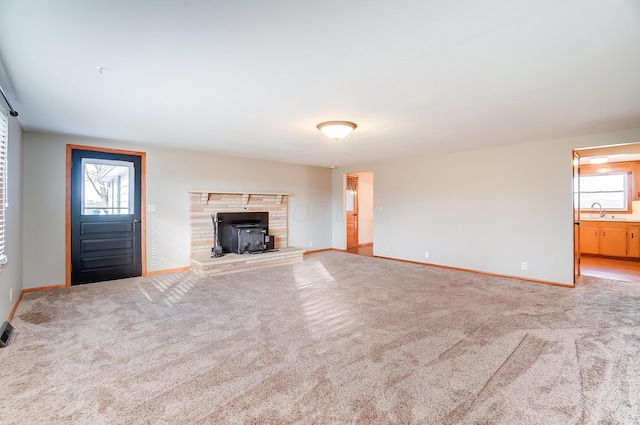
[1,0,639,168]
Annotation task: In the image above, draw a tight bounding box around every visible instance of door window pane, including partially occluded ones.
[346,175,358,212]
[82,158,134,215]
[346,190,356,212]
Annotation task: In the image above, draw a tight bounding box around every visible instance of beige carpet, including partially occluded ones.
[1,251,639,424]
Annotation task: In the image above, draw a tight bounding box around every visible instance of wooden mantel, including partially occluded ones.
[189,190,291,205]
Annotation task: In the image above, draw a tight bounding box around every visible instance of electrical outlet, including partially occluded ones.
[308,241,313,248]
[9,288,13,302]
[521,262,528,271]
[424,251,429,259]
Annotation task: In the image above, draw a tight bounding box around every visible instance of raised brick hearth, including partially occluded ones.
[189,190,303,275]
[191,247,304,277]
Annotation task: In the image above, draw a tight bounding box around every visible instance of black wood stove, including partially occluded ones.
[217,212,275,254]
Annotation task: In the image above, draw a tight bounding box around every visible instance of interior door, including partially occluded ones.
[346,174,359,249]
[70,148,142,285]
[573,150,581,284]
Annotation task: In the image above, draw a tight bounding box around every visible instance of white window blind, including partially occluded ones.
[0,112,7,265]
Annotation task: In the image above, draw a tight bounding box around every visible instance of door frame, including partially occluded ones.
[346,174,359,249]
[573,150,581,285]
[65,144,147,286]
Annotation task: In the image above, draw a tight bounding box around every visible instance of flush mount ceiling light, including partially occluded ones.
[589,157,609,164]
[316,121,357,140]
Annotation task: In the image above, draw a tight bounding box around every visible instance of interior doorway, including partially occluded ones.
[345,171,374,257]
[346,174,359,249]
[574,142,640,283]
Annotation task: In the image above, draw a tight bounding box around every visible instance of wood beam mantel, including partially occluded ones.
[189,190,291,205]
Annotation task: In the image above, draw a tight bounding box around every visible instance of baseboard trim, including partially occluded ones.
[23,284,66,293]
[7,291,24,321]
[304,248,335,255]
[146,266,190,276]
[373,256,573,288]
[358,243,373,247]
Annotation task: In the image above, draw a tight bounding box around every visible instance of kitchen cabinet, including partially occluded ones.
[580,220,640,258]
[579,223,599,255]
[599,224,627,257]
[628,224,640,258]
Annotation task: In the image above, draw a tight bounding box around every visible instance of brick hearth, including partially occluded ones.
[191,247,304,277]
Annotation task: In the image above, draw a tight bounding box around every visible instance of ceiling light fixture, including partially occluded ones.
[589,157,608,165]
[317,121,357,140]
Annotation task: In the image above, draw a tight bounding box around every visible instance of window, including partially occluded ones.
[346,175,358,212]
[0,112,7,265]
[579,172,630,211]
[81,158,134,215]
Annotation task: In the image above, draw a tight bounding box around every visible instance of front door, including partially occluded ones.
[70,147,143,285]
[346,174,359,249]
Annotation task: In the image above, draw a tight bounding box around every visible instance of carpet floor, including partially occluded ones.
[1,251,639,424]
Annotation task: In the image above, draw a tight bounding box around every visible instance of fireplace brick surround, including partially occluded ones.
[189,190,303,276]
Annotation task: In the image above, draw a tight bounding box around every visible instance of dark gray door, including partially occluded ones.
[71,149,142,285]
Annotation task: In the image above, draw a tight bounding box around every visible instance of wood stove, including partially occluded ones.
[217,212,275,254]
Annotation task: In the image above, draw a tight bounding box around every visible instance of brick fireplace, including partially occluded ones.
[189,190,303,276]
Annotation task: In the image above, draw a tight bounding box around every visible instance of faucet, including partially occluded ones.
[591,202,606,218]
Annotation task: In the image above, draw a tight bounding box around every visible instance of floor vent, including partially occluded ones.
[0,321,14,347]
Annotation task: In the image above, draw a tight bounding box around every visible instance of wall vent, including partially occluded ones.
[0,321,14,347]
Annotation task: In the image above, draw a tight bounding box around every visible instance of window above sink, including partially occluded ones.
[579,172,632,213]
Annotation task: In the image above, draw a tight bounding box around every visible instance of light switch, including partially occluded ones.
[147,204,156,212]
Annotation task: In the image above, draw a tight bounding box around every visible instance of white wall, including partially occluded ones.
[332,127,640,285]
[22,131,332,289]
[356,171,373,245]
[0,117,22,320]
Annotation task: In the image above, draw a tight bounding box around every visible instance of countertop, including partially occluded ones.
[581,217,640,222]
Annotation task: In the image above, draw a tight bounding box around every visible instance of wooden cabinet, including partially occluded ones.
[628,224,640,258]
[579,223,600,254]
[580,220,640,258]
[599,224,627,257]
